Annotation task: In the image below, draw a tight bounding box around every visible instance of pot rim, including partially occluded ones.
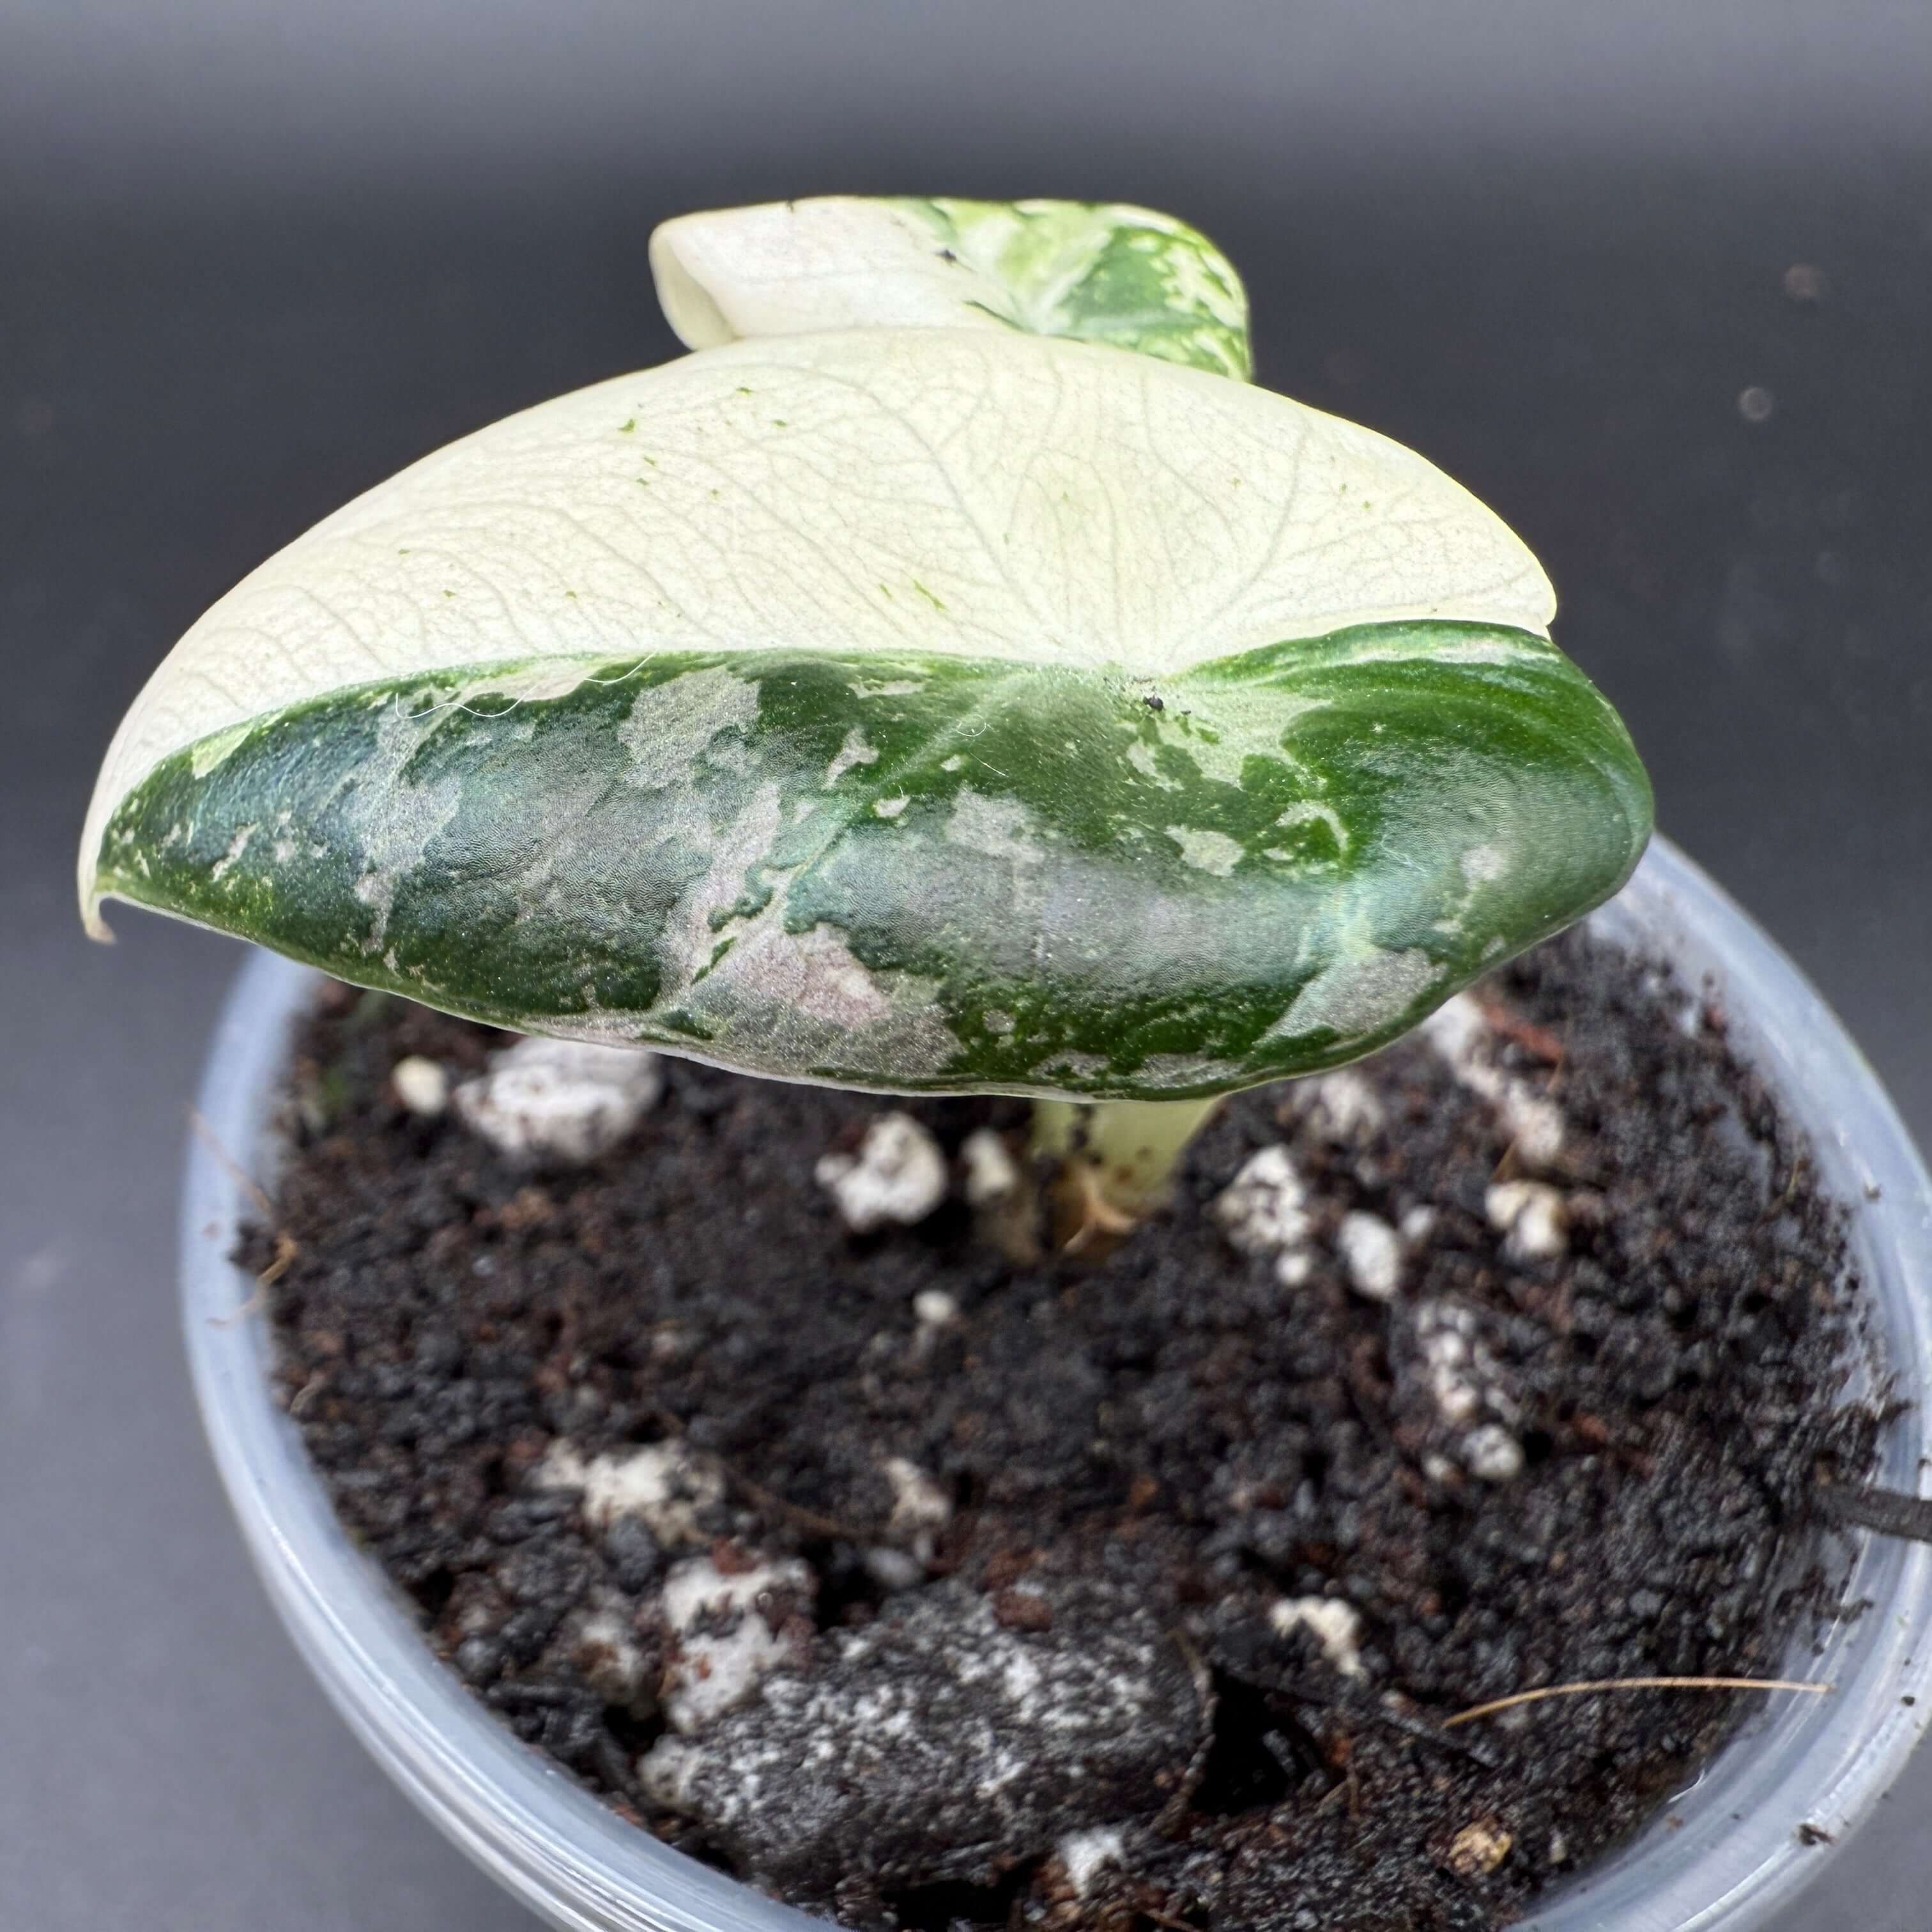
[180,834,1932,1932]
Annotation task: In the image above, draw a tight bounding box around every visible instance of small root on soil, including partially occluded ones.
[1444,1676,1831,1729]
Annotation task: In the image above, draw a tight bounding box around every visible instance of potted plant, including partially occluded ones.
[83,198,1932,1930]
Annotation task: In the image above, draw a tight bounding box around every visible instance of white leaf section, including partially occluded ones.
[80,326,1552,931]
[653,197,1025,349]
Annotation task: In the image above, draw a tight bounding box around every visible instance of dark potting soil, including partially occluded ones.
[243,930,1880,1931]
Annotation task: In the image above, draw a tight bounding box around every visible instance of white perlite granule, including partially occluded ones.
[883,1457,952,1553]
[960,1127,1020,1205]
[1270,1595,1367,1679]
[1399,1204,1438,1243]
[452,1035,662,1164]
[1299,1067,1386,1141]
[861,1546,926,1592]
[1408,1301,1526,1483]
[815,1112,948,1232]
[1423,993,1566,1169]
[1057,1825,1129,1897]
[912,1289,960,1327]
[1485,1179,1570,1261]
[390,1054,448,1117]
[537,1439,724,1547]
[564,1591,652,1708]
[1336,1210,1404,1301]
[1213,1144,1316,1284]
[659,1553,814,1734]
[1462,1422,1527,1482]
[1414,1300,1517,1429]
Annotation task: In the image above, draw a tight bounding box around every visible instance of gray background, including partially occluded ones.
[4,3,1929,1926]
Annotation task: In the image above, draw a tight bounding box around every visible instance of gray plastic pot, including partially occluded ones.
[181,836,1932,1932]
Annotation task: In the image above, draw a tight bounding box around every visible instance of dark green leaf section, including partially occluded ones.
[95,624,1650,1098]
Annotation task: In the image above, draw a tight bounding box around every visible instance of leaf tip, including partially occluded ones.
[79,882,117,944]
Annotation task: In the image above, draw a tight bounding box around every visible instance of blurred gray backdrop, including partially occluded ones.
[4,3,1930,1928]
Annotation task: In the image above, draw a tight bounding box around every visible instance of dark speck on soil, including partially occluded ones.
[243,930,1879,1929]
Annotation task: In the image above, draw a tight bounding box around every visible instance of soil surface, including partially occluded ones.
[244,931,1879,1931]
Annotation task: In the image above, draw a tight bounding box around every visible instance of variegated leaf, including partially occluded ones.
[80,199,1650,1100]
[651,195,1254,378]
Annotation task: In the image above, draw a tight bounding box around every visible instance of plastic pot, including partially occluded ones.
[181,835,1932,1932]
